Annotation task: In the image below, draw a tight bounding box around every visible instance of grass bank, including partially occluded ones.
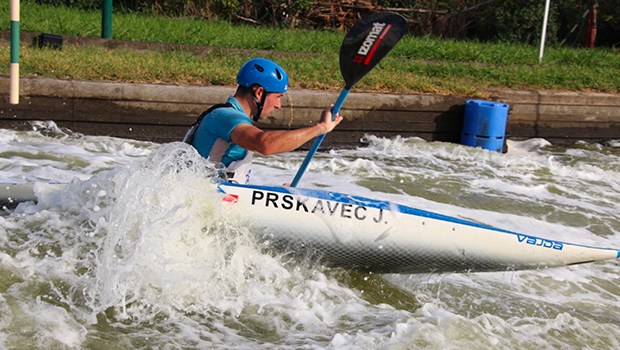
[1,2,619,95]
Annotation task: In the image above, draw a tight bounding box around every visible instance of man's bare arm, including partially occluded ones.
[230,105,343,155]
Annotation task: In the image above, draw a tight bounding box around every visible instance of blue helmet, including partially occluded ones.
[237,58,289,93]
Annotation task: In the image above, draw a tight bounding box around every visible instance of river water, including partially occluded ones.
[1,121,619,349]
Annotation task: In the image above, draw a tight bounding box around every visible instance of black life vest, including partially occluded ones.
[182,102,233,145]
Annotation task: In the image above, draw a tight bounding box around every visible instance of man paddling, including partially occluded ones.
[184,58,342,184]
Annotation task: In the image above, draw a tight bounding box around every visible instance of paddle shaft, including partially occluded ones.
[290,88,350,187]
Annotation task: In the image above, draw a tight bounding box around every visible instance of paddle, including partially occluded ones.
[290,12,407,187]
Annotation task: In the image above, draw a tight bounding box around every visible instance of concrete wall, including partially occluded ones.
[0,76,468,148]
[488,88,620,143]
[2,76,619,149]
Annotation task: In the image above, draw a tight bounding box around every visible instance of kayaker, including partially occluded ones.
[184,58,343,184]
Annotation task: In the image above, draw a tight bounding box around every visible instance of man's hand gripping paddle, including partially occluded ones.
[290,12,407,187]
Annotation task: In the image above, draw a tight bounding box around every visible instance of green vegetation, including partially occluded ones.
[32,0,620,48]
[1,2,619,96]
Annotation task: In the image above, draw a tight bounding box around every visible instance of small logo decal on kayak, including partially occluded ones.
[517,234,563,250]
[222,194,239,203]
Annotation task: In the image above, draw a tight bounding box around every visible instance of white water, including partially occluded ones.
[1,121,619,349]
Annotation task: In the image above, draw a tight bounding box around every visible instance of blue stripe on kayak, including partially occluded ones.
[219,182,620,255]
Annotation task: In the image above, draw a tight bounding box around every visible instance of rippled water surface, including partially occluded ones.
[1,122,619,349]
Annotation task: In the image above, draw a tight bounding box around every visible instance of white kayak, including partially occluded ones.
[217,182,619,273]
[2,181,619,274]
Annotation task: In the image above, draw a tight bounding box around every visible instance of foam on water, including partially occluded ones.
[1,124,620,349]
[0,121,155,184]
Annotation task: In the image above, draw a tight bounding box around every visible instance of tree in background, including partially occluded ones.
[467,0,618,47]
[34,0,619,47]
[466,0,557,45]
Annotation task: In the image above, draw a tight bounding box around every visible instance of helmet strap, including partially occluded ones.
[252,89,267,122]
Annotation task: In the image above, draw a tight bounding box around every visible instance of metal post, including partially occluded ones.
[538,0,551,63]
[586,0,598,48]
[102,0,112,39]
[10,0,19,105]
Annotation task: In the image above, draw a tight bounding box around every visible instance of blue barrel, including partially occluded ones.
[461,100,509,153]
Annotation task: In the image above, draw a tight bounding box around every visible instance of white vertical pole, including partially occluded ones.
[539,0,551,63]
[10,0,20,104]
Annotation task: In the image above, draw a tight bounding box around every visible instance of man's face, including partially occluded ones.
[259,92,284,120]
